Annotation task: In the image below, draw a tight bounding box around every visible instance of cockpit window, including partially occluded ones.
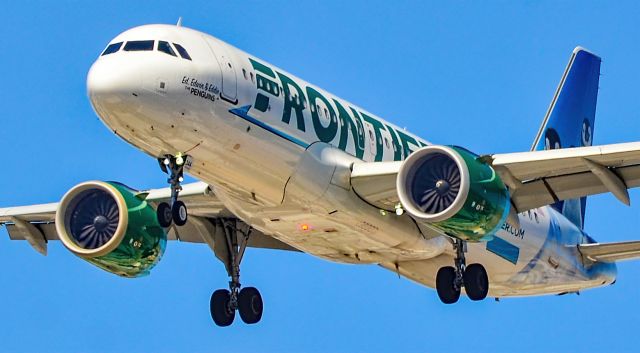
[101,42,123,56]
[123,40,155,51]
[158,41,177,57]
[173,43,192,60]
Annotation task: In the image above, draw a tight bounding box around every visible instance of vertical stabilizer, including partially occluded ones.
[531,47,601,228]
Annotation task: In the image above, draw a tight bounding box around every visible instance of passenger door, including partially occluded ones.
[202,37,238,104]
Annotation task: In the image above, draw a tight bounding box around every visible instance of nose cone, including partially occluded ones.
[87,57,142,98]
[87,57,142,123]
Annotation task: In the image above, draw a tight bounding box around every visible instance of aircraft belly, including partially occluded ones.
[212,189,448,264]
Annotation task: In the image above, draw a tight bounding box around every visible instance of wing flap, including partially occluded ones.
[578,241,640,262]
[510,165,640,211]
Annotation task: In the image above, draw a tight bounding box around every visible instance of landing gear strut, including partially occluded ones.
[436,239,489,304]
[156,153,190,227]
[210,219,263,327]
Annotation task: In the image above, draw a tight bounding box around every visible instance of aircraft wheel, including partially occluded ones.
[210,289,235,327]
[463,264,489,301]
[157,202,173,228]
[172,200,188,226]
[238,287,263,324]
[436,266,461,304]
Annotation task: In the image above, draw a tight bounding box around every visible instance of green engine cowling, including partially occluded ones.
[55,181,166,277]
[397,145,510,242]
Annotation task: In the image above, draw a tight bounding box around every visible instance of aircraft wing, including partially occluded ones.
[351,142,640,213]
[0,181,296,254]
[488,142,640,211]
[578,241,640,262]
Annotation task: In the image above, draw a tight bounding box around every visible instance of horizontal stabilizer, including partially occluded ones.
[578,241,640,262]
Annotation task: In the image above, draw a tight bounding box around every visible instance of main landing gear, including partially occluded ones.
[156,153,190,228]
[436,239,489,304]
[210,219,263,327]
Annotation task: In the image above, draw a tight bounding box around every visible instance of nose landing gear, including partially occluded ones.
[436,239,489,304]
[156,153,190,227]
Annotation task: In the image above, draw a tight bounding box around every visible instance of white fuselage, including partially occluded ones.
[87,24,615,298]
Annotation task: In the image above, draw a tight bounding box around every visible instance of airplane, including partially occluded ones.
[1,22,640,328]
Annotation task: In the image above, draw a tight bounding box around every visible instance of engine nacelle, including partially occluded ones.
[55,181,166,277]
[397,145,510,242]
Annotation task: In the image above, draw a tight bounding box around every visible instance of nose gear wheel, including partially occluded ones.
[156,154,191,228]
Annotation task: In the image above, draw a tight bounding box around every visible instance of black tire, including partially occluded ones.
[464,263,489,301]
[157,202,172,228]
[238,287,263,324]
[172,200,188,226]
[436,266,460,304]
[210,289,235,327]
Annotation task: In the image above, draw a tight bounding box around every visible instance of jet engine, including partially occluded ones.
[55,181,166,277]
[396,145,510,242]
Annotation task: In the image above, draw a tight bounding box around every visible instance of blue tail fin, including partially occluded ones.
[531,47,601,229]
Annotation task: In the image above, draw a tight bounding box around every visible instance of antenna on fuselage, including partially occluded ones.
[176,17,183,27]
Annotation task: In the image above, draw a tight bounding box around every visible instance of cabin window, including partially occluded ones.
[101,42,123,56]
[173,43,192,60]
[123,40,154,51]
[157,41,177,56]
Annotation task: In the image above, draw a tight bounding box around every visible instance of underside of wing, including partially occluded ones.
[578,241,640,262]
[489,142,640,212]
[351,142,640,216]
[0,182,224,242]
[0,181,296,253]
[351,161,402,211]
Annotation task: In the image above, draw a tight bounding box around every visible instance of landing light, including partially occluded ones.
[176,155,184,166]
[395,204,404,216]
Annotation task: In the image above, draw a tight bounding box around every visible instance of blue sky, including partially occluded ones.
[1,1,639,352]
